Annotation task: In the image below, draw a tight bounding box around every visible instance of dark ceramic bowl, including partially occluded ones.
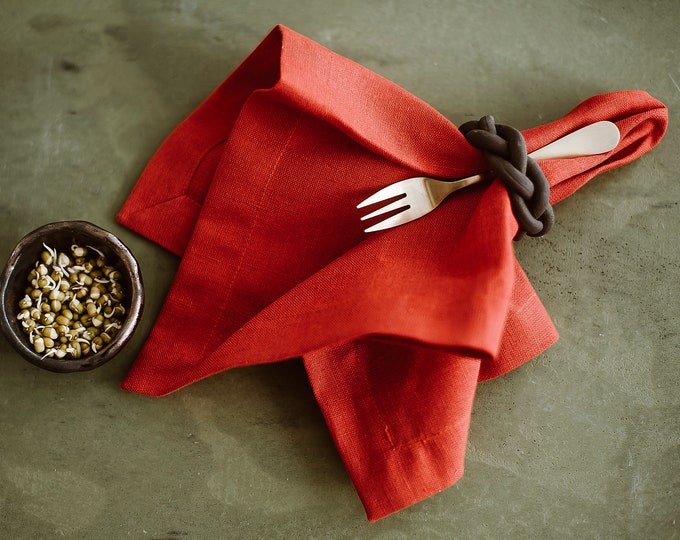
[0,221,144,372]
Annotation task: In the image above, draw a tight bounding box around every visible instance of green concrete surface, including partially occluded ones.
[1,1,678,538]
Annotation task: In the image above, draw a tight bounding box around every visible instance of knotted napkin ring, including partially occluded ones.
[460,116,554,239]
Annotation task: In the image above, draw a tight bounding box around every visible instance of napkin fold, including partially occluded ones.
[117,25,667,521]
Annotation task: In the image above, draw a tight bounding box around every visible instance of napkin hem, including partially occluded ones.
[304,341,481,521]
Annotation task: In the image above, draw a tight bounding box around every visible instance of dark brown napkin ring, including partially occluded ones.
[460,116,554,239]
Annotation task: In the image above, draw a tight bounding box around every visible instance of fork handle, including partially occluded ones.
[440,120,620,197]
[527,121,620,160]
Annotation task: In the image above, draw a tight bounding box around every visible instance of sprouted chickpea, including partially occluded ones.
[17,243,126,359]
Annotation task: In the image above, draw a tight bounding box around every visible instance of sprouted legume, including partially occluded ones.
[16,243,126,359]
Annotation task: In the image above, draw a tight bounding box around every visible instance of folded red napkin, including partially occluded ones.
[117,25,667,521]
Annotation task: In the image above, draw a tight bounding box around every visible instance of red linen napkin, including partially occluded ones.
[117,25,667,521]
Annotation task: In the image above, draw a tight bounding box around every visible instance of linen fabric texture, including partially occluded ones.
[117,25,668,521]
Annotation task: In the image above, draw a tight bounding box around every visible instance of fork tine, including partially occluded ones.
[356,178,413,209]
[359,198,409,221]
[363,206,423,233]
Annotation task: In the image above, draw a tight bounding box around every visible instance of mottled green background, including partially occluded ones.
[1,1,678,538]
